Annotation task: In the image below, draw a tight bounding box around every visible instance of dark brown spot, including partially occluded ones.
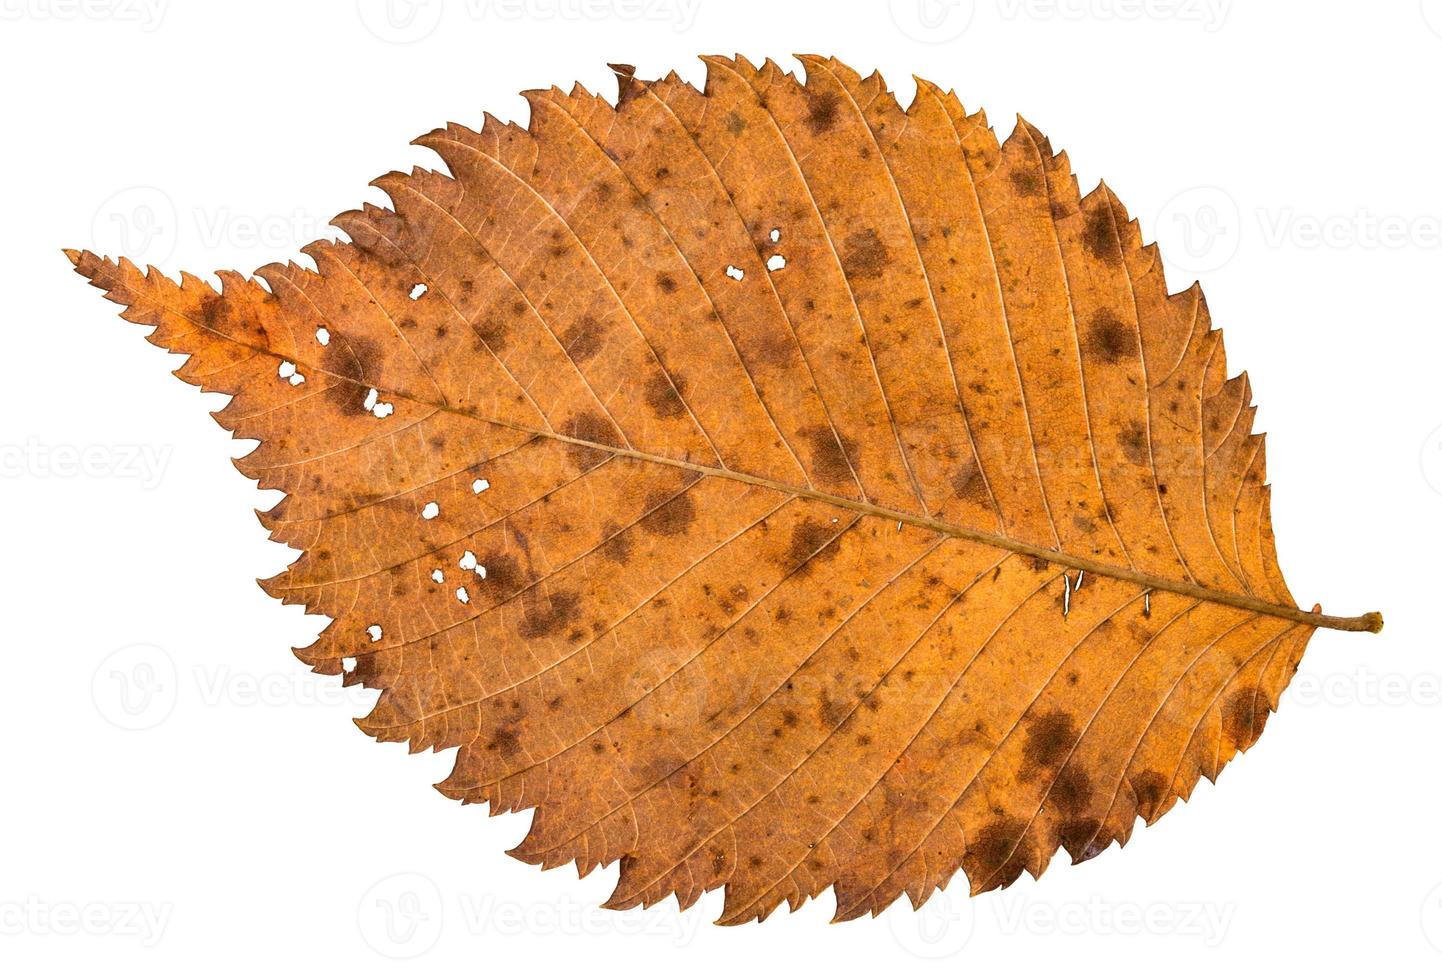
[725,111,747,136]
[962,817,1030,892]
[1083,206,1123,265]
[1021,711,1077,779]
[1048,765,1093,814]
[471,317,510,354]
[1222,685,1271,751]
[1130,770,1169,820]
[643,373,687,420]
[599,522,632,563]
[320,334,385,417]
[841,228,888,280]
[486,727,521,756]
[1009,168,1043,196]
[783,519,840,571]
[1084,310,1136,364]
[807,91,840,134]
[950,459,990,505]
[518,590,582,639]
[1117,421,1148,466]
[1059,819,1106,864]
[563,411,620,468]
[560,315,603,363]
[654,272,678,293]
[803,426,858,486]
[639,490,697,537]
[485,553,522,594]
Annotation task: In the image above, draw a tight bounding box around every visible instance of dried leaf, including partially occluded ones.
[68,56,1380,924]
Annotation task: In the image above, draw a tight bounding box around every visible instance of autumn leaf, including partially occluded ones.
[68,55,1380,925]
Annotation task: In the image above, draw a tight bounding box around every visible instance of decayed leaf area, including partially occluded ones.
[70,56,1379,924]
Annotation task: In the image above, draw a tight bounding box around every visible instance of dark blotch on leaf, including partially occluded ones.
[807,91,840,134]
[560,315,603,363]
[644,373,687,420]
[841,228,888,280]
[640,490,697,538]
[519,590,582,639]
[1084,310,1136,364]
[1021,711,1077,778]
[1083,206,1123,265]
[1222,685,1271,751]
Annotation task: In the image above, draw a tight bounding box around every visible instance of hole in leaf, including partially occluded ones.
[421,501,439,520]
[455,586,470,604]
[431,568,444,583]
[725,265,744,281]
[770,227,781,243]
[459,550,477,570]
[766,254,787,272]
[341,656,357,672]
[315,327,330,345]
[366,624,382,642]
[409,282,427,300]
[472,478,490,494]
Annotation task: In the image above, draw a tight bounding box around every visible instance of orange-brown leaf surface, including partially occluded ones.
[69,56,1380,925]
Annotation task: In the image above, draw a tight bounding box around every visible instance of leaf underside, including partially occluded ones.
[71,55,1357,925]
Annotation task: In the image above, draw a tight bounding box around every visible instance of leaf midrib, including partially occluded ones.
[140,283,1385,634]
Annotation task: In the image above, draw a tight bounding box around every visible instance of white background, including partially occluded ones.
[3,0,1439,974]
